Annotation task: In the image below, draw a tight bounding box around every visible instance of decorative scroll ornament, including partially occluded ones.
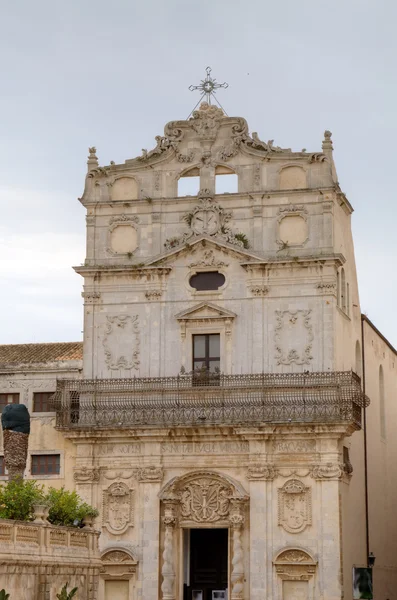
[247,464,277,480]
[249,286,269,297]
[278,479,312,534]
[136,466,164,482]
[311,463,343,480]
[73,467,100,482]
[102,315,140,370]
[103,482,134,535]
[109,214,139,225]
[274,309,314,365]
[179,477,232,523]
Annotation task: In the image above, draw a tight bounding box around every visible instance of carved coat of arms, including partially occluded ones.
[278,479,311,534]
[103,482,134,535]
[179,478,232,523]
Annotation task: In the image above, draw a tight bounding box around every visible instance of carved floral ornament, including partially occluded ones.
[102,315,140,371]
[274,309,314,366]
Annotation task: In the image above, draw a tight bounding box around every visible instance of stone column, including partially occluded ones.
[161,500,177,600]
[247,465,274,600]
[230,499,245,600]
[139,468,164,600]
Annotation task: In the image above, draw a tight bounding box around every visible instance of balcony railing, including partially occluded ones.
[53,371,368,430]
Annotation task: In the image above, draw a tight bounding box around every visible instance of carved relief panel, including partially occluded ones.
[102,315,140,371]
[274,310,313,365]
[179,477,232,523]
[103,482,134,535]
[278,479,312,534]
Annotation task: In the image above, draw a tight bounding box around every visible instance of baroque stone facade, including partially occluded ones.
[1,100,397,600]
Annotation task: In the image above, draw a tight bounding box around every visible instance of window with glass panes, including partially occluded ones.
[0,393,19,413]
[192,334,220,373]
[0,456,5,476]
[33,392,54,413]
[31,454,60,476]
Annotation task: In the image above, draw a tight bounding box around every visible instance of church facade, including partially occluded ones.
[1,102,397,600]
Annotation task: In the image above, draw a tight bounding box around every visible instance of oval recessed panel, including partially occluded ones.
[189,271,226,291]
[110,225,138,254]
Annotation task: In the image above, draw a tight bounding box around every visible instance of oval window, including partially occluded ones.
[189,271,225,291]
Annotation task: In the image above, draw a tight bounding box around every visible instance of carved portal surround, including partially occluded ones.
[159,471,249,600]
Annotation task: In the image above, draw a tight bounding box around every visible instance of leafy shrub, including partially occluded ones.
[0,477,44,521]
[46,487,98,526]
[0,590,10,600]
[0,480,98,526]
[57,583,78,600]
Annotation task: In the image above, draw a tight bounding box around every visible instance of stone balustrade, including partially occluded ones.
[0,518,101,599]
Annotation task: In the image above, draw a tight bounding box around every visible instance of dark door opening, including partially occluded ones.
[184,528,228,600]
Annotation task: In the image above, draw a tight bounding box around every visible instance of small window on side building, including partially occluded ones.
[0,393,19,413]
[189,271,225,291]
[31,454,60,476]
[0,456,5,477]
[33,392,55,413]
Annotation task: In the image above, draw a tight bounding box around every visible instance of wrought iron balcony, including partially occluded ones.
[53,371,367,430]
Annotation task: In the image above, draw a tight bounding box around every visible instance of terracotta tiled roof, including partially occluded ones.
[0,342,83,366]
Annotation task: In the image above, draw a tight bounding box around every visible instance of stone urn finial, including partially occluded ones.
[1,404,30,480]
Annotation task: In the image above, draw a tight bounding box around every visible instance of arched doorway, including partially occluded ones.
[159,471,249,600]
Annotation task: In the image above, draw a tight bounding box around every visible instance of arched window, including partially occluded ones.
[355,341,362,379]
[341,268,346,311]
[178,167,200,197]
[346,283,350,316]
[215,166,238,194]
[379,365,386,439]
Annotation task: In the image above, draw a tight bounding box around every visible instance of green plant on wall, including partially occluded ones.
[233,232,249,249]
[0,590,10,600]
[0,477,44,521]
[56,583,78,600]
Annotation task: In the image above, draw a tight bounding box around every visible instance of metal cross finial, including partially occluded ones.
[187,67,229,117]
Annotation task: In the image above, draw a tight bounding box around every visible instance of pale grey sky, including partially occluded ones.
[1,0,396,346]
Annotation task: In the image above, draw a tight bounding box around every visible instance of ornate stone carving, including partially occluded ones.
[136,466,164,482]
[317,282,336,295]
[145,290,162,300]
[186,193,232,237]
[103,550,132,563]
[161,501,177,600]
[190,102,224,140]
[274,548,317,579]
[81,291,101,304]
[109,214,139,225]
[137,131,182,162]
[74,467,100,482]
[278,479,312,534]
[177,150,195,163]
[253,163,261,188]
[103,482,134,535]
[278,205,307,214]
[309,152,326,163]
[102,315,140,370]
[86,215,95,226]
[249,285,269,297]
[179,477,232,523]
[154,171,161,191]
[152,212,161,222]
[247,464,277,480]
[311,463,343,480]
[274,309,314,365]
[101,549,138,579]
[230,499,245,600]
[188,249,229,268]
[218,142,240,161]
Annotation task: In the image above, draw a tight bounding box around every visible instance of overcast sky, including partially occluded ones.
[1,0,396,347]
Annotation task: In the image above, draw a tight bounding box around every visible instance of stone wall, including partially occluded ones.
[0,519,101,599]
